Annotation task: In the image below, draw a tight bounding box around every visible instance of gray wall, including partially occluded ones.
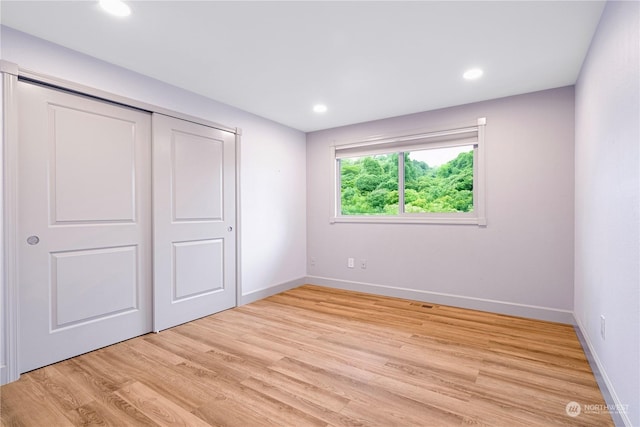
[575,1,639,425]
[307,87,575,322]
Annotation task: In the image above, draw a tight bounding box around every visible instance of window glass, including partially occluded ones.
[404,145,474,213]
[340,154,398,215]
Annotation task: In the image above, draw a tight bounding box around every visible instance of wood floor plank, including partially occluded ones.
[65,393,158,427]
[340,398,463,427]
[240,375,349,427]
[0,376,75,426]
[54,358,122,398]
[115,382,211,427]
[271,355,467,425]
[109,343,221,410]
[191,394,281,427]
[1,285,614,426]
[27,365,93,412]
[244,367,350,413]
[143,337,250,383]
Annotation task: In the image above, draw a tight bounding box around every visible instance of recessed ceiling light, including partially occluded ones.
[99,0,131,17]
[313,104,328,113]
[463,68,483,80]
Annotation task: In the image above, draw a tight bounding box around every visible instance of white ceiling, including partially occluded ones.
[1,1,605,132]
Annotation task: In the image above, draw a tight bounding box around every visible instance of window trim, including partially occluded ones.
[331,118,486,226]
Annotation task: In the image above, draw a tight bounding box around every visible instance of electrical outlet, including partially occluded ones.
[347,258,355,268]
[600,315,606,340]
[360,259,367,269]
[310,257,316,267]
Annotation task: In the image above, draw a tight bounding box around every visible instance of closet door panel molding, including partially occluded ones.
[16,80,153,373]
[152,113,237,332]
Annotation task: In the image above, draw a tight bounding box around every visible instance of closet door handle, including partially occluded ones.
[27,235,40,245]
[227,226,233,232]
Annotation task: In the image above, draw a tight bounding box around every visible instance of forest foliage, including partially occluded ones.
[340,150,474,215]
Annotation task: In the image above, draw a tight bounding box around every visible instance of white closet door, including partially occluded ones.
[152,113,237,331]
[17,81,152,373]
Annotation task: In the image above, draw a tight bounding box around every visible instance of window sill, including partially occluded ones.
[330,215,486,226]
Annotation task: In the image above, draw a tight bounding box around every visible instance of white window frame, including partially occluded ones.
[331,118,486,226]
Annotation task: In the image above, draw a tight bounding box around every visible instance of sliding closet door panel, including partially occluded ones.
[153,113,236,331]
[17,81,152,373]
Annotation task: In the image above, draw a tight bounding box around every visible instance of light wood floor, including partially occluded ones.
[1,285,613,426]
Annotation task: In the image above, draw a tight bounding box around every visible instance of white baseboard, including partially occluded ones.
[0,365,6,386]
[239,276,307,305]
[305,275,575,324]
[574,317,631,427]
